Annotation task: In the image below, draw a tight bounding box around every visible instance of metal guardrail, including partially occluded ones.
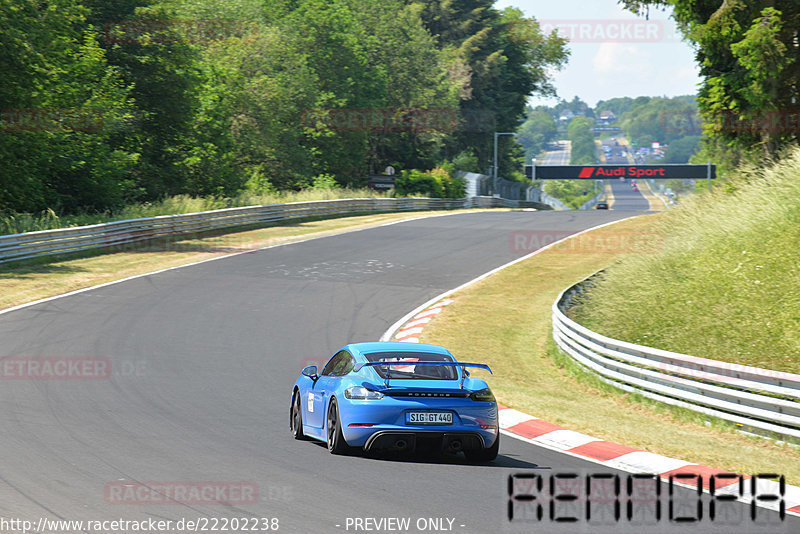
[538,191,569,210]
[552,275,800,440]
[0,198,464,264]
[466,196,551,210]
[580,193,604,210]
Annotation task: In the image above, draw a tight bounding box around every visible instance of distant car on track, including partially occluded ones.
[289,342,499,461]
[595,202,609,210]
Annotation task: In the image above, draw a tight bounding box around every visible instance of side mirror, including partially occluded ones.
[301,365,318,379]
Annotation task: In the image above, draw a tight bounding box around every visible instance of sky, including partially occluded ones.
[496,0,702,108]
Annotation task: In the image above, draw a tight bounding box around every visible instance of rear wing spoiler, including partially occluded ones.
[354,360,492,388]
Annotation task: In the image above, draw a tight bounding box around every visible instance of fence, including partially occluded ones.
[552,274,800,440]
[0,198,463,264]
[460,172,546,205]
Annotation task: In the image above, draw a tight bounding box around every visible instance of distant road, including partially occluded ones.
[599,137,651,210]
[540,140,571,165]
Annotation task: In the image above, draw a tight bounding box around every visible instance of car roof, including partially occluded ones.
[343,341,453,361]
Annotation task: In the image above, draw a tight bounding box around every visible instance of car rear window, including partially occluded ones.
[364,351,457,380]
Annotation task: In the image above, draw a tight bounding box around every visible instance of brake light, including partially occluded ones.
[469,388,495,402]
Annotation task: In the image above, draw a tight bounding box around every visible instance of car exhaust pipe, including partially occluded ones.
[394,439,408,450]
[450,439,462,451]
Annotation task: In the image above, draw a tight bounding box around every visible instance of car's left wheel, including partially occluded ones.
[326,398,351,455]
[290,390,306,440]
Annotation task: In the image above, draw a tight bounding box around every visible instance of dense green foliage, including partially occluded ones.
[0,0,567,216]
[543,180,598,210]
[594,97,635,119]
[517,107,557,162]
[619,95,699,149]
[663,135,701,164]
[567,117,596,165]
[393,166,465,199]
[551,96,594,120]
[621,0,800,164]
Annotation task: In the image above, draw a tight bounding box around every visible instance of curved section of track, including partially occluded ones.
[0,210,794,533]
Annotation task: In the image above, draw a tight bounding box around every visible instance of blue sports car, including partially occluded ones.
[289,341,499,461]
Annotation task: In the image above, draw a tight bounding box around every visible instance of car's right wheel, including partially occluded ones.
[290,390,306,440]
[465,432,499,463]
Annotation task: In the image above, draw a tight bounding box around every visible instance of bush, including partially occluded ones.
[451,149,480,174]
[394,166,465,198]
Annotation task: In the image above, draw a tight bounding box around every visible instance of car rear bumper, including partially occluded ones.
[363,430,490,453]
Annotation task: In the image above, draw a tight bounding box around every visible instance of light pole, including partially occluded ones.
[493,132,516,196]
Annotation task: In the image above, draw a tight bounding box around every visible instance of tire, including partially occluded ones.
[326,398,351,455]
[465,432,499,463]
[290,390,306,440]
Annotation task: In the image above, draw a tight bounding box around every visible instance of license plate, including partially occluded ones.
[406,411,453,425]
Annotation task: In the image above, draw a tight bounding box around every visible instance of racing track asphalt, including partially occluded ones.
[608,177,651,211]
[0,210,796,534]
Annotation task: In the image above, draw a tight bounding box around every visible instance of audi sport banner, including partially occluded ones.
[525,164,716,180]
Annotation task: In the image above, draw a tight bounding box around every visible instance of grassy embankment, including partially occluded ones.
[421,155,800,480]
[571,150,800,372]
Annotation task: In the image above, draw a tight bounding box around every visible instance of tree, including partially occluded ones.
[0,0,138,213]
[517,108,557,162]
[664,135,701,163]
[595,97,634,118]
[413,2,569,179]
[568,117,596,165]
[619,1,800,160]
[619,95,699,147]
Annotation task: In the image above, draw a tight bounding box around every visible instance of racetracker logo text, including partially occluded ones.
[103,20,258,45]
[104,481,259,505]
[0,357,111,380]
[0,109,104,133]
[510,230,664,255]
[301,108,495,133]
[510,20,665,43]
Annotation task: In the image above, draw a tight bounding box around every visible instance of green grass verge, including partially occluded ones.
[419,214,800,483]
[570,148,800,372]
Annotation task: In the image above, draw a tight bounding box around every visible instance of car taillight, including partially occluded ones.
[469,388,495,402]
[344,386,384,400]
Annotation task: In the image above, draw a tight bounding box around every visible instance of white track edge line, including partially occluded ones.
[379,215,638,342]
[378,213,800,519]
